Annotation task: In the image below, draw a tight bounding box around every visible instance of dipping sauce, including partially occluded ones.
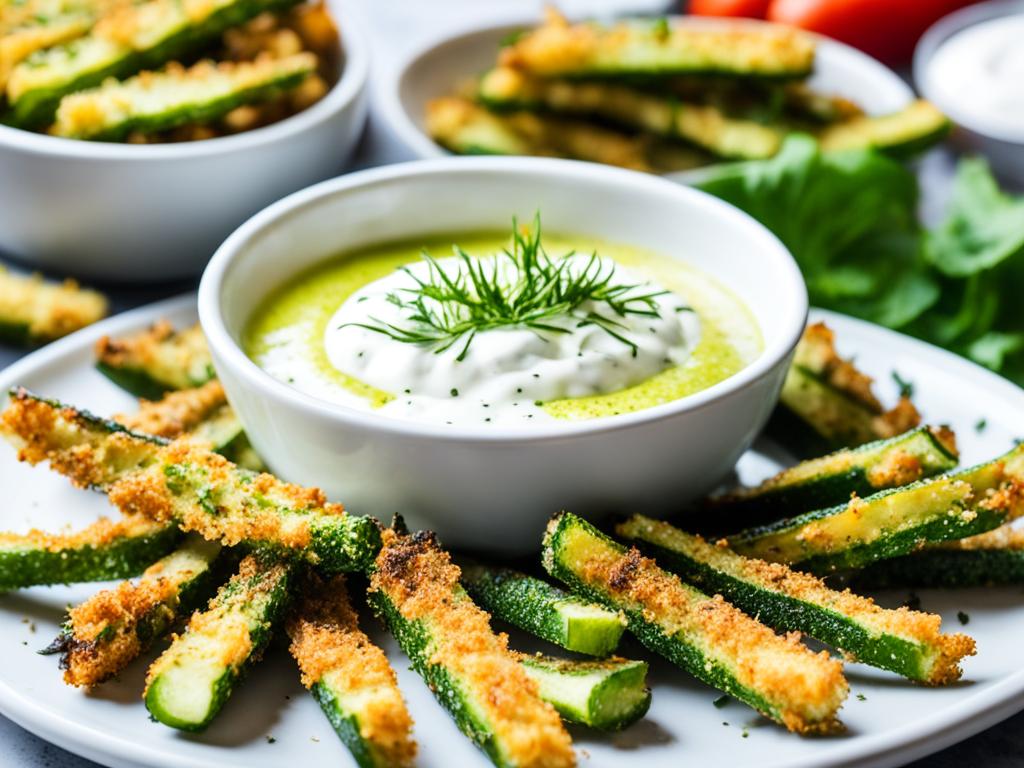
[245,229,761,427]
[926,14,1024,136]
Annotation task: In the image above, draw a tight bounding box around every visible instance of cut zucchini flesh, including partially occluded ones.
[368,529,575,768]
[53,53,316,140]
[498,12,815,79]
[478,66,782,160]
[0,513,178,590]
[770,323,921,457]
[288,574,417,768]
[818,100,950,157]
[542,512,848,735]
[709,426,959,532]
[854,526,1024,589]
[0,265,107,345]
[0,13,93,89]
[728,444,1024,572]
[427,95,657,171]
[618,515,975,684]
[5,0,303,128]
[48,535,223,687]
[0,389,382,573]
[95,321,214,401]
[144,554,293,732]
[462,563,625,657]
[516,653,650,731]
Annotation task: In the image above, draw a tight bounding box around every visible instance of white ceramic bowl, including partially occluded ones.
[0,0,369,283]
[915,0,1024,189]
[199,156,807,553]
[383,14,914,183]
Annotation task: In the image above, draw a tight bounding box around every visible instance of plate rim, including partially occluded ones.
[0,297,1022,768]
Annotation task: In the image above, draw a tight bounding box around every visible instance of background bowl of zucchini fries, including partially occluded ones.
[385,12,946,181]
[198,155,807,552]
[0,0,369,282]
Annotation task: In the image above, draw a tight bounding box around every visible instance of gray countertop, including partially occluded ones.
[0,1,1021,765]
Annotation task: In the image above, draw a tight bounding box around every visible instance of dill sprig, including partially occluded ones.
[341,214,666,361]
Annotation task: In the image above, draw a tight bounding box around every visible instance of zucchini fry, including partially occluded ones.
[499,10,815,80]
[854,526,1024,589]
[707,426,959,532]
[45,535,223,687]
[95,321,214,400]
[478,66,782,160]
[619,515,975,684]
[462,564,625,657]
[53,53,317,141]
[543,512,848,734]
[0,514,179,590]
[0,389,381,573]
[144,553,293,731]
[516,653,650,731]
[769,322,921,457]
[0,266,107,346]
[287,574,417,768]
[818,100,950,157]
[368,528,576,768]
[728,445,1024,572]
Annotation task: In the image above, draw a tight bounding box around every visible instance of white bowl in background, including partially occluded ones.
[198,156,807,553]
[915,0,1024,189]
[383,15,914,184]
[0,0,369,283]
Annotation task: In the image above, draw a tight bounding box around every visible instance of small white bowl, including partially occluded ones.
[199,156,807,553]
[915,0,1024,188]
[383,14,914,183]
[0,0,369,283]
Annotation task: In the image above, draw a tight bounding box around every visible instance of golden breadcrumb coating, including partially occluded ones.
[115,380,227,438]
[95,321,212,391]
[0,513,165,552]
[287,575,416,768]
[372,529,576,768]
[0,266,107,342]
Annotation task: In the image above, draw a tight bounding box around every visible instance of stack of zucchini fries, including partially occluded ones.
[0,319,1020,767]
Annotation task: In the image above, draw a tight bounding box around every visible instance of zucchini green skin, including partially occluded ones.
[311,682,382,768]
[619,516,956,683]
[461,564,625,656]
[94,361,186,402]
[5,0,303,129]
[854,549,1024,589]
[0,520,180,590]
[727,446,1024,573]
[517,654,650,731]
[144,555,293,732]
[0,321,32,347]
[710,427,959,533]
[818,100,951,158]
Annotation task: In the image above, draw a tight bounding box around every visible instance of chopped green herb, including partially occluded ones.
[976,418,988,432]
[856,693,867,701]
[957,611,970,626]
[713,695,730,709]
[891,371,915,398]
[450,388,459,397]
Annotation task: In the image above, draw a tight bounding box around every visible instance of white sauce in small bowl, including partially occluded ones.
[926,13,1024,137]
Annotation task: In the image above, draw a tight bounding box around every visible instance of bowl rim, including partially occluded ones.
[0,0,369,160]
[914,0,1024,146]
[381,12,915,169]
[199,155,808,444]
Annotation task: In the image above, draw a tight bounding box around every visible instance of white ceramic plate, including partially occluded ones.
[0,295,1022,768]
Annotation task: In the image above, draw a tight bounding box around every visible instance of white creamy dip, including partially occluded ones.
[322,255,699,426]
[926,14,1024,136]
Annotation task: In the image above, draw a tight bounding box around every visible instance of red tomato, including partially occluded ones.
[767,0,980,64]
[689,0,772,18]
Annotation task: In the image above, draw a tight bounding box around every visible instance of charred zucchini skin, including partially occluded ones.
[462,564,625,656]
[144,555,293,732]
[619,517,938,682]
[0,520,180,590]
[710,427,959,533]
[854,549,1024,589]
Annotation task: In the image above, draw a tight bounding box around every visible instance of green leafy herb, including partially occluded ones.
[891,370,914,398]
[341,214,666,361]
[957,611,970,626]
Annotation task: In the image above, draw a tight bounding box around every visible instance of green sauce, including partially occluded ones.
[244,232,762,421]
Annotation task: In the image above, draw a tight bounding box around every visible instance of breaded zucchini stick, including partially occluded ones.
[618,515,975,684]
[0,389,381,572]
[0,266,107,345]
[288,574,417,768]
[44,535,222,686]
[818,100,950,157]
[543,512,848,735]
[95,321,214,400]
[0,513,178,589]
[369,528,576,768]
